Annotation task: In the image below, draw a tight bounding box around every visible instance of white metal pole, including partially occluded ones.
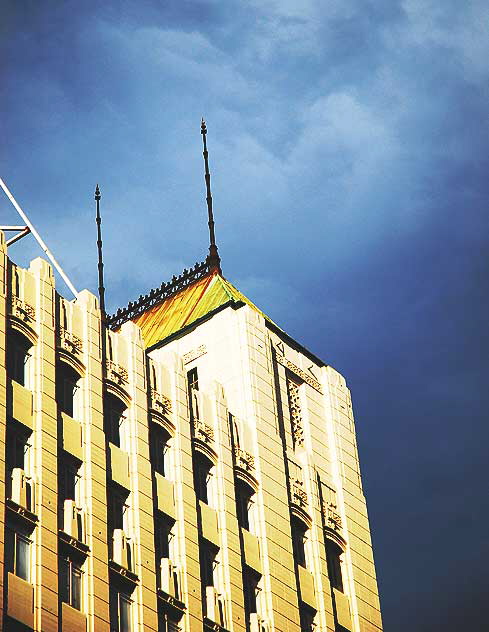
[0,176,79,298]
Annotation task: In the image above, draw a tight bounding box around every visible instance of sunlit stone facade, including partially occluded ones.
[0,230,382,632]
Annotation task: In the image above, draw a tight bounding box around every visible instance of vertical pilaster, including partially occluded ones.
[77,289,110,632]
[29,257,58,632]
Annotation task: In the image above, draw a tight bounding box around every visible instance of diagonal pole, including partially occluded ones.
[0,176,78,298]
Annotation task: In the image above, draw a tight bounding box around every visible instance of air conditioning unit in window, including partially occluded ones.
[249,614,268,632]
[112,529,129,569]
[11,468,33,510]
[63,500,84,542]
[206,587,227,628]
[160,557,181,600]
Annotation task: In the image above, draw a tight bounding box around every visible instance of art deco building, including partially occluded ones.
[0,129,383,632]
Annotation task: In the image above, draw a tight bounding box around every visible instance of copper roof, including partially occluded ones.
[131,271,278,349]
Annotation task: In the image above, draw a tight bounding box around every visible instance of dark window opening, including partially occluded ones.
[6,331,31,386]
[235,479,254,531]
[6,427,29,474]
[104,394,126,447]
[243,568,260,627]
[110,582,133,632]
[187,368,199,421]
[5,525,31,582]
[193,452,213,504]
[59,556,83,610]
[326,541,343,592]
[299,604,315,632]
[187,367,199,393]
[159,613,180,632]
[150,423,170,477]
[59,455,81,505]
[56,363,80,417]
[108,486,129,551]
[291,517,308,568]
[229,413,241,448]
[200,541,218,589]
[155,515,174,561]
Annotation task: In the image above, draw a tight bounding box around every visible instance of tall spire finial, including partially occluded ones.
[201,118,221,274]
[95,184,106,318]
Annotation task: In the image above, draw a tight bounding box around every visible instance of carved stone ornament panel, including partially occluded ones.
[183,345,207,364]
[275,349,323,394]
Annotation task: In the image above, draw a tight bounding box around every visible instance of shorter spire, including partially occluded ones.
[95,184,106,318]
[201,118,221,274]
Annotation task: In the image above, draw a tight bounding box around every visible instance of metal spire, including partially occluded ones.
[201,119,221,274]
[95,184,106,318]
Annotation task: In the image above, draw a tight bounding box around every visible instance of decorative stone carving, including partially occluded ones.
[276,350,323,394]
[105,360,129,385]
[286,376,304,448]
[151,388,172,414]
[325,502,343,531]
[234,447,255,473]
[183,345,207,364]
[193,420,214,444]
[291,479,308,508]
[58,327,83,354]
[10,295,35,322]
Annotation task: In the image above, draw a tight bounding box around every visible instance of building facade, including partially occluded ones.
[0,229,383,632]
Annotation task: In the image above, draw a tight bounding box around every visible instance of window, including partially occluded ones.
[5,525,31,581]
[200,542,218,589]
[56,362,80,417]
[110,584,133,632]
[187,367,199,393]
[108,487,128,534]
[58,455,82,534]
[155,515,174,561]
[235,480,254,531]
[59,556,83,610]
[150,423,171,477]
[59,456,81,504]
[104,394,126,447]
[325,541,343,592]
[243,569,260,625]
[299,604,315,632]
[6,427,29,473]
[187,368,198,421]
[159,613,181,632]
[193,452,213,504]
[291,517,308,568]
[6,331,31,386]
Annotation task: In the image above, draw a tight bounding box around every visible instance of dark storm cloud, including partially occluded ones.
[2,1,488,629]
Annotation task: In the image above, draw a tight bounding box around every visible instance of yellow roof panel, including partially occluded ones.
[132,272,279,348]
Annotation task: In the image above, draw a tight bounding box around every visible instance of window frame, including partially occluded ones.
[193,452,213,505]
[6,331,32,387]
[155,515,174,561]
[56,362,81,418]
[235,479,254,531]
[59,555,83,610]
[291,517,308,568]
[104,394,127,448]
[325,540,344,592]
[5,526,31,582]
[110,584,133,632]
[200,541,218,589]
[150,423,171,477]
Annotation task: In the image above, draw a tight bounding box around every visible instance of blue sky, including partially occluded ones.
[2,1,488,629]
